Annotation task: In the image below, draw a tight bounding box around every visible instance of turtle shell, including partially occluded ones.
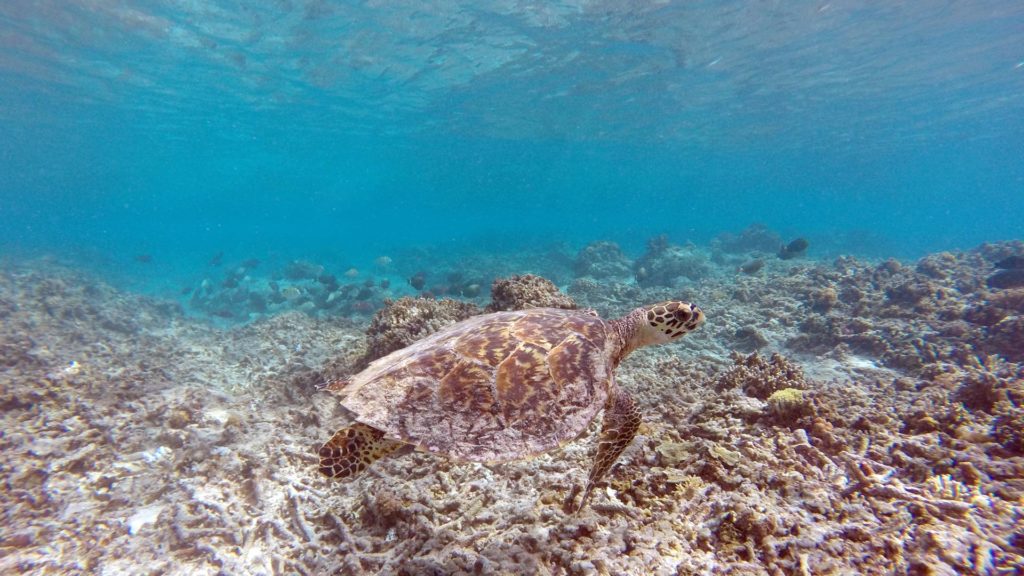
[336,307,613,462]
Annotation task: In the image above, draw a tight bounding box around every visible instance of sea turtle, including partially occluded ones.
[318,300,705,510]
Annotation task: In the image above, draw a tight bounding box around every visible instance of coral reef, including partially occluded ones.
[486,274,577,312]
[573,241,632,280]
[3,237,1024,576]
[633,235,712,288]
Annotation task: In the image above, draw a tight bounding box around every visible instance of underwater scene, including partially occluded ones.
[2,2,1023,575]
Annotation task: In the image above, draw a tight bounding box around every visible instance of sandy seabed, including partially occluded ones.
[1,244,1023,575]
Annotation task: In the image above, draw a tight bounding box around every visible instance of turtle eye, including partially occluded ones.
[673,309,691,322]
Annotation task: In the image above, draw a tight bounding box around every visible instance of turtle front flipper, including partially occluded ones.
[576,389,641,512]
[318,423,405,479]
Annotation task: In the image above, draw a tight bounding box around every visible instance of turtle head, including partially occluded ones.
[611,300,704,364]
[637,300,705,346]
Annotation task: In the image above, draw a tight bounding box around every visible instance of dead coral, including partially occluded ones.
[485,274,576,312]
[715,352,807,399]
[356,297,480,369]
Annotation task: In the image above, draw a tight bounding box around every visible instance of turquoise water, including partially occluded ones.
[2,1,1022,287]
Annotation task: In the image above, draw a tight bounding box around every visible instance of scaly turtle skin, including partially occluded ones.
[319,300,705,510]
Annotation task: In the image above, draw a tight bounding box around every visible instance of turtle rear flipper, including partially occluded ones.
[318,423,404,479]
[576,389,641,512]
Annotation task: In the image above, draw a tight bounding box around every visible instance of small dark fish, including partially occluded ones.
[994,255,1024,270]
[208,252,224,266]
[778,238,809,260]
[379,279,390,289]
[987,269,1024,290]
[738,259,764,275]
[179,285,192,295]
[210,309,235,318]
[134,254,152,263]
[240,258,261,270]
[409,272,427,291]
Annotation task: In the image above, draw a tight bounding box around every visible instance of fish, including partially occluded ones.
[208,252,224,266]
[134,254,152,263]
[778,238,809,260]
[409,271,427,291]
[994,255,1024,270]
[738,259,764,274]
[987,269,1024,289]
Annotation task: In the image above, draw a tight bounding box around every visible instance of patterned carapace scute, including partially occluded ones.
[336,308,612,462]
